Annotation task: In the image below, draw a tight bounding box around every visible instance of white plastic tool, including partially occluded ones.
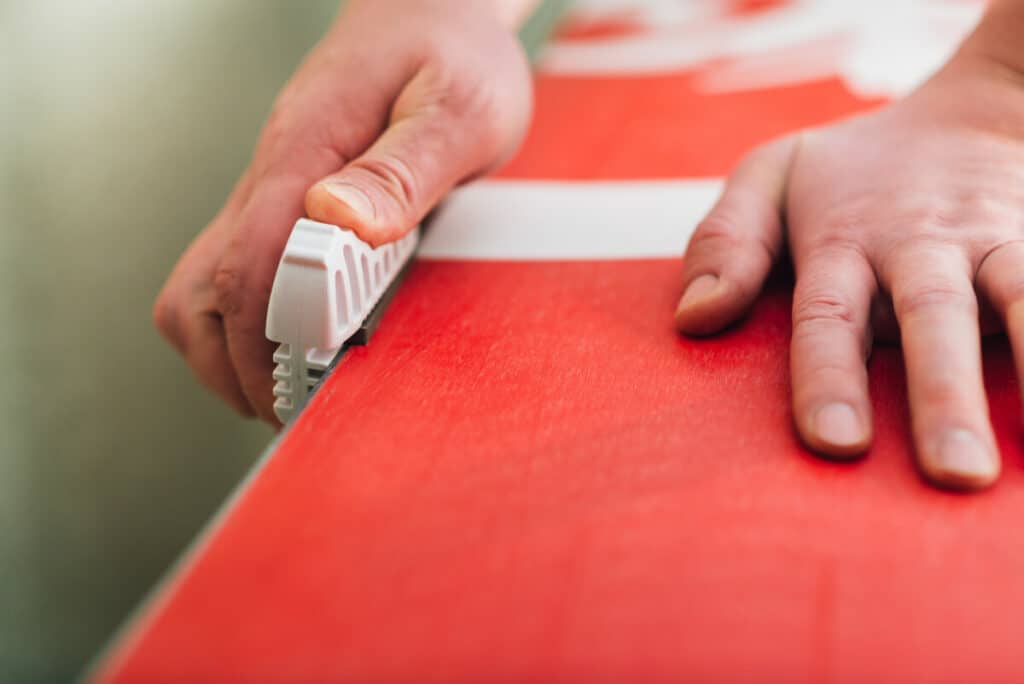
[265,218,419,423]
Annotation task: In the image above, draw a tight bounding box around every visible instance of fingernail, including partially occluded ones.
[932,429,998,483]
[814,402,864,448]
[322,182,375,221]
[676,274,720,313]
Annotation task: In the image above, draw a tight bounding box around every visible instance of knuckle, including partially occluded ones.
[895,284,976,320]
[732,134,798,183]
[942,187,1018,231]
[754,230,782,263]
[262,104,289,143]
[879,201,969,238]
[804,360,855,377]
[887,196,1007,241]
[258,103,345,179]
[415,58,527,163]
[903,204,958,232]
[794,360,859,393]
[793,293,858,328]
[692,214,745,253]
[742,136,789,168]
[806,235,865,260]
[468,84,523,156]
[810,203,868,240]
[350,153,419,212]
[440,71,494,121]
[257,105,298,161]
[213,263,245,317]
[152,290,184,347]
[702,214,779,262]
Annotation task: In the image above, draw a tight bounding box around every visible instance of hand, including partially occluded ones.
[675,45,1024,490]
[153,0,533,423]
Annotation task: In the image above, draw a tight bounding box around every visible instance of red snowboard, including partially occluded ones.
[96,3,1023,682]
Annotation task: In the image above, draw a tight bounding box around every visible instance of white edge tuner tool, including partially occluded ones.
[265,218,419,424]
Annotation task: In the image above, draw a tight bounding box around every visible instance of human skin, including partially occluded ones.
[156,0,1024,492]
[153,0,538,422]
[675,0,1024,490]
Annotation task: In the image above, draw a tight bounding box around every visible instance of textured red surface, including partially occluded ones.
[102,262,1024,682]
[497,74,884,180]
[97,12,1024,683]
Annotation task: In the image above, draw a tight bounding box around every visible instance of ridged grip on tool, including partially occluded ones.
[265,219,419,423]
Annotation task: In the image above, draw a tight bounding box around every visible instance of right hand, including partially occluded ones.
[153,0,533,423]
[675,41,1024,490]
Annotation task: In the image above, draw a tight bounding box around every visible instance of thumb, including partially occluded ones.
[675,136,798,336]
[305,69,520,247]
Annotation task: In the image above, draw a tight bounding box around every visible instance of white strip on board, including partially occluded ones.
[537,1,981,99]
[420,179,723,261]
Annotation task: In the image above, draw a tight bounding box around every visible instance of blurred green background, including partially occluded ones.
[0,1,563,680]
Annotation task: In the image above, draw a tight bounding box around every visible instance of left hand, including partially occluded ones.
[674,46,1024,490]
[152,0,533,423]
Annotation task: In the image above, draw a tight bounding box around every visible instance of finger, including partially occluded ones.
[154,169,254,353]
[184,312,254,417]
[675,136,797,336]
[207,44,416,421]
[217,85,392,422]
[975,240,1024,414]
[154,171,258,416]
[790,246,876,458]
[217,173,313,424]
[305,67,520,247]
[887,247,999,490]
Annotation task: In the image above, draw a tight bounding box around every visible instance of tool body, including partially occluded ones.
[265,219,419,423]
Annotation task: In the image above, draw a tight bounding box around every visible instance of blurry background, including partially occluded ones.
[0,1,561,680]
[0,1,314,679]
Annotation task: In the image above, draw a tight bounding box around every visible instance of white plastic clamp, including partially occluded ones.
[265,218,419,423]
